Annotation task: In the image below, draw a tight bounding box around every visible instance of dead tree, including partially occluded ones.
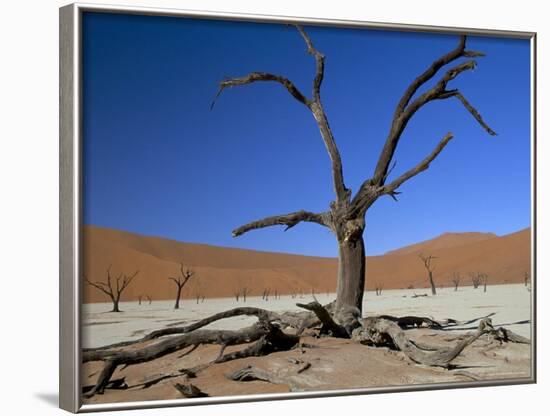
[138,295,143,305]
[145,295,152,305]
[480,273,489,292]
[241,287,252,302]
[471,272,482,289]
[419,254,437,295]
[212,26,494,320]
[85,265,139,312]
[79,26,506,398]
[262,288,270,301]
[524,272,530,287]
[374,283,383,296]
[193,279,203,305]
[450,272,461,291]
[168,263,194,310]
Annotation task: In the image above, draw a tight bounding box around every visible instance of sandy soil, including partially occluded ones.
[82,284,532,406]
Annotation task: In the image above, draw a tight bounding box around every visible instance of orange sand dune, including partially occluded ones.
[83,225,531,303]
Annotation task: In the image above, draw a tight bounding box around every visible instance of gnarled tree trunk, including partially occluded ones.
[335,234,365,312]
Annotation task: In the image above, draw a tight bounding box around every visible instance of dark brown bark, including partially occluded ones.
[335,236,365,312]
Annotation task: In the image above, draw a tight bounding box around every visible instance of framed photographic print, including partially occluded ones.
[59,2,536,412]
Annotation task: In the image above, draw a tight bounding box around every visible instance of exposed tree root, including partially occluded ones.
[226,365,303,392]
[352,317,493,368]
[82,302,530,398]
[85,307,307,353]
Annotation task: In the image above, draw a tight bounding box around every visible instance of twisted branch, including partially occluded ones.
[232,209,331,237]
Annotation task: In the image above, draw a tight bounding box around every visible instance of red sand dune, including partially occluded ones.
[83,225,531,303]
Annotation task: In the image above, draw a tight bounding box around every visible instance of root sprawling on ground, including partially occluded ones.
[82,301,529,398]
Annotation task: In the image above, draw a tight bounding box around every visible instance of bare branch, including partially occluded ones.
[418,253,437,272]
[394,35,467,115]
[211,26,348,203]
[373,36,495,186]
[117,270,139,296]
[232,210,331,237]
[295,25,324,102]
[382,132,454,196]
[84,278,114,299]
[211,72,308,110]
[444,91,497,135]
[295,25,349,202]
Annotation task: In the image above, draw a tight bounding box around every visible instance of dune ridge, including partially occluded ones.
[83,225,531,303]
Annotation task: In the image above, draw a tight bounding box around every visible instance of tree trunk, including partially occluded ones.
[335,236,365,313]
[112,299,120,313]
[175,286,182,310]
[428,271,436,295]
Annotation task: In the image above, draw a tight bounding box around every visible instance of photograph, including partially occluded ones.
[77,9,533,407]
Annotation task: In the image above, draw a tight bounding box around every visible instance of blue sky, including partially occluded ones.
[82,12,531,257]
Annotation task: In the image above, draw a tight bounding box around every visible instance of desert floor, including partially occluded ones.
[82,283,532,405]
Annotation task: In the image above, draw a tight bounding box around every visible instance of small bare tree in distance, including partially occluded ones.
[418,253,437,295]
[450,272,461,291]
[85,265,139,312]
[241,286,252,302]
[168,262,194,310]
[470,272,482,289]
[480,273,489,292]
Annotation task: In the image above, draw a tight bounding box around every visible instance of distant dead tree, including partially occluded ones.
[145,295,152,305]
[168,262,194,310]
[193,279,203,304]
[480,273,489,292]
[470,272,482,289]
[85,265,139,312]
[261,288,270,301]
[419,253,437,295]
[138,295,143,305]
[524,272,530,287]
[233,278,252,302]
[241,286,251,302]
[374,283,383,296]
[450,272,461,291]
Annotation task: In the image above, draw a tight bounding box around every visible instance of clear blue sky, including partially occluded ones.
[82,12,531,257]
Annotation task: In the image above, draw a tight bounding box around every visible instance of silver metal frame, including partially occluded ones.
[59,2,537,413]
